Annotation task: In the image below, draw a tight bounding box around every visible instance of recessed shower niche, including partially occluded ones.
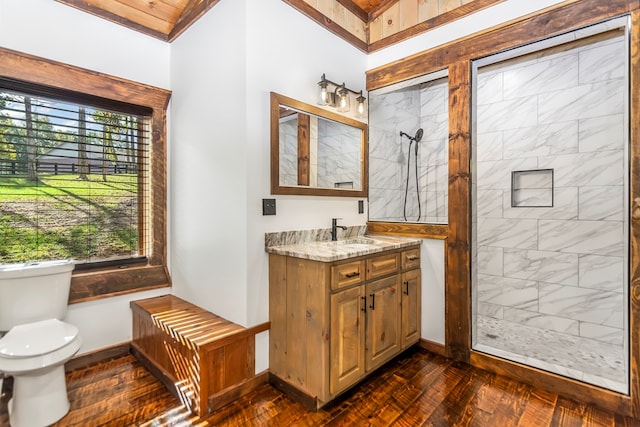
[368,72,449,224]
[471,19,629,393]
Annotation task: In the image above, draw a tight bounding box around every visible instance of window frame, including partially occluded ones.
[0,47,171,303]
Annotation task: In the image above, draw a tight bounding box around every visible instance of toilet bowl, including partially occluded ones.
[0,319,81,427]
[0,260,81,427]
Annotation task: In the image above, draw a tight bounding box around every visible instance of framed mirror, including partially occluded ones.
[270,92,368,197]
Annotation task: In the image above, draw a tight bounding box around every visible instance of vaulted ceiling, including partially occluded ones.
[54,0,505,52]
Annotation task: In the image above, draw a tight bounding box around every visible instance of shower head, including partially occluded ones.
[400,128,424,143]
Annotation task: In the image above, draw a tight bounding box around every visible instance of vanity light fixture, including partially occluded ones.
[317,73,367,119]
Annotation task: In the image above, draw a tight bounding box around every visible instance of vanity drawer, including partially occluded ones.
[366,252,400,280]
[402,248,421,270]
[331,260,365,291]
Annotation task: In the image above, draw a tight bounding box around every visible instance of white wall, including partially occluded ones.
[0,0,172,355]
[170,0,368,372]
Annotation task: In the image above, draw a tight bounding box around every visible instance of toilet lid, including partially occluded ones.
[0,319,79,358]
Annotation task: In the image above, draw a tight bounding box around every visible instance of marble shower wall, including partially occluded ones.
[472,31,627,388]
[368,78,449,223]
[279,116,361,189]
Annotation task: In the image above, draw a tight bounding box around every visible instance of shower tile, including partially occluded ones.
[539,282,623,324]
[476,131,503,161]
[476,72,503,105]
[578,114,625,153]
[578,254,624,293]
[579,39,625,84]
[476,190,503,218]
[420,84,447,116]
[579,322,623,345]
[503,187,578,220]
[539,150,624,187]
[503,307,579,335]
[538,219,623,256]
[369,157,401,190]
[421,112,448,142]
[578,185,624,221]
[476,158,538,190]
[477,245,503,276]
[477,95,538,133]
[477,301,504,318]
[477,274,538,309]
[503,248,579,286]
[503,54,579,100]
[502,121,578,159]
[477,218,538,249]
[538,79,624,124]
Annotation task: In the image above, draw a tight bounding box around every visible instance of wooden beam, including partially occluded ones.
[282,0,369,53]
[169,0,222,42]
[297,113,310,186]
[336,0,369,22]
[368,0,507,52]
[445,60,471,363]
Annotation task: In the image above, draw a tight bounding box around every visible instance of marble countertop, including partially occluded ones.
[265,234,421,262]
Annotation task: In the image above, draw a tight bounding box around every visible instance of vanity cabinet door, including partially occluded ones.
[365,275,401,371]
[330,285,366,396]
[401,268,421,349]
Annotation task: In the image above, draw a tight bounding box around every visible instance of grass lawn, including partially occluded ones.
[0,173,140,263]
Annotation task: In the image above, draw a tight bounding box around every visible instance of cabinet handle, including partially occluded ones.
[361,296,367,313]
[369,293,375,310]
[407,256,419,261]
[403,281,409,295]
[345,271,360,278]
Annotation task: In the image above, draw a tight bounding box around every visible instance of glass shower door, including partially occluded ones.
[471,19,629,393]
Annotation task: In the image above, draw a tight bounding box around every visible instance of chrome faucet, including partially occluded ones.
[331,218,347,241]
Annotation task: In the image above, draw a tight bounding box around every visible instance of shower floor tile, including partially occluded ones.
[474,316,627,393]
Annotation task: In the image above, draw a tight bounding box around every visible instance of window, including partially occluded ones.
[0,81,151,265]
[0,48,171,302]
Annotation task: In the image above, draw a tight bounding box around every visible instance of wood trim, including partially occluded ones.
[417,339,446,357]
[65,342,132,372]
[366,0,638,90]
[282,0,369,53]
[269,372,318,411]
[0,47,172,304]
[169,0,222,42]
[366,221,447,239]
[368,0,398,21]
[445,60,471,363]
[55,0,169,42]
[630,7,640,418]
[471,351,633,418]
[297,113,310,186]
[368,0,507,52]
[336,0,369,23]
[208,371,269,413]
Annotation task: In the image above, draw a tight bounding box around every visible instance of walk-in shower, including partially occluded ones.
[471,18,629,393]
[368,75,449,224]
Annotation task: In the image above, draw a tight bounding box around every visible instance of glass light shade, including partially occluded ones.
[317,82,329,106]
[356,93,366,119]
[337,87,350,113]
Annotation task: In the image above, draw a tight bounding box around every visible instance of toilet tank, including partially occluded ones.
[0,260,75,332]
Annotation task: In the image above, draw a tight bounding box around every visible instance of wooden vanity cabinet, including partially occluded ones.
[269,244,421,409]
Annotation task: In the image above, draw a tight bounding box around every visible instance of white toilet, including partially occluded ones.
[0,260,82,427]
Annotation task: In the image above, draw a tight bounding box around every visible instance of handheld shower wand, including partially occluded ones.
[400,128,424,222]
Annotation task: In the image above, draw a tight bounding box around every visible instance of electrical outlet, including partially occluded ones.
[263,198,276,215]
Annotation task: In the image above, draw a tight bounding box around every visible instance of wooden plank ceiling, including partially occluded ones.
[54,0,501,51]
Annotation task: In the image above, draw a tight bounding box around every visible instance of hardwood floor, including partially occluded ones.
[1,347,639,426]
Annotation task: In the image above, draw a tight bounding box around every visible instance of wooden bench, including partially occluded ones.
[130,295,269,415]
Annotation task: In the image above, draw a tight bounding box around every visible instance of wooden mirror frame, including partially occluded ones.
[270,92,368,197]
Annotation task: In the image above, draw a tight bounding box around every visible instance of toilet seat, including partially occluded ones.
[0,319,79,358]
